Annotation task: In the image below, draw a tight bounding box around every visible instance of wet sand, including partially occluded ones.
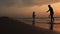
[0,22,60,34]
[0,16,60,34]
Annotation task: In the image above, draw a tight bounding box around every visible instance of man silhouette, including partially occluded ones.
[47,5,54,20]
[47,5,54,30]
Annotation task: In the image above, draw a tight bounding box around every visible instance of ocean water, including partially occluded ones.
[18,18,60,32]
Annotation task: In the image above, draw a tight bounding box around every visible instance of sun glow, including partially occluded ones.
[51,2,60,16]
[32,2,60,17]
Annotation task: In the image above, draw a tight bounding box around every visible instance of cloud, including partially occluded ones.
[0,0,60,17]
[0,0,15,6]
[0,0,60,7]
[0,0,60,8]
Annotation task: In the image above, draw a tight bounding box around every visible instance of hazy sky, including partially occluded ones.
[0,0,60,18]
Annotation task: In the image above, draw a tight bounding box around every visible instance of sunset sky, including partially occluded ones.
[0,0,60,18]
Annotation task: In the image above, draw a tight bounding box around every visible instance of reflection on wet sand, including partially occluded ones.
[19,18,60,32]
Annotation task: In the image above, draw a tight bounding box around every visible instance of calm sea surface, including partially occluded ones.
[17,18,60,32]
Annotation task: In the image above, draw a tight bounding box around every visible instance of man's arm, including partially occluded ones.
[47,10,49,12]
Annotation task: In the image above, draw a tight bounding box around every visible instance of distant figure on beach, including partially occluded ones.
[32,11,36,26]
[47,5,54,30]
[47,5,54,20]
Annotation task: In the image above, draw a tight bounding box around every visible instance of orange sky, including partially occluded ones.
[1,2,60,18]
[0,0,60,18]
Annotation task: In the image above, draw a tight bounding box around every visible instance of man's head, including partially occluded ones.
[48,5,51,7]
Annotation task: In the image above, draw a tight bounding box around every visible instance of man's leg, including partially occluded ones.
[50,15,54,30]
